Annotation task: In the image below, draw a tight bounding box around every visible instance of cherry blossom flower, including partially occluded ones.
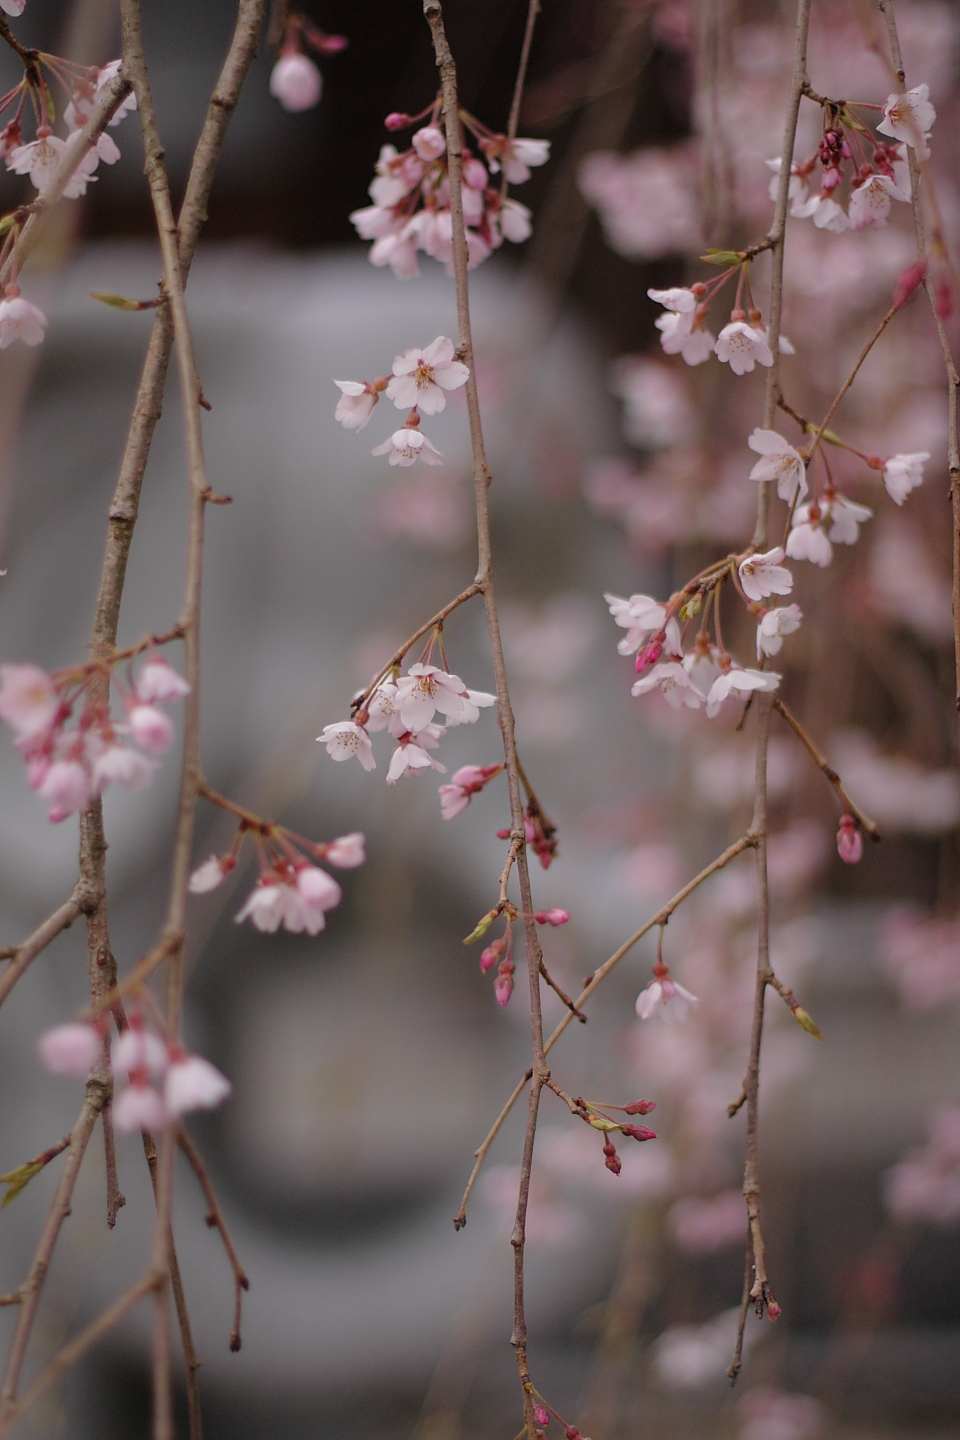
[535,908,570,926]
[269,51,322,111]
[386,734,447,784]
[135,656,190,704]
[786,508,832,567]
[95,59,138,125]
[113,1078,167,1133]
[438,762,503,819]
[480,135,550,183]
[0,288,47,349]
[369,231,420,280]
[412,124,446,160]
[848,172,908,230]
[0,0,26,15]
[705,666,780,718]
[747,429,807,502]
[631,661,706,709]
[36,758,91,821]
[385,336,469,415]
[877,83,936,157]
[659,310,716,366]
[91,744,156,793]
[757,604,803,657]
[882,451,928,505]
[636,977,699,1023]
[605,591,668,655]
[715,319,773,375]
[497,198,532,243]
[164,1053,231,1118]
[38,1022,102,1076]
[112,1021,168,1079]
[319,720,376,770]
[395,663,494,730]
[738,546,794,602]
[7,129,96,197]
[333,381,379,431]
[189,854,235,892]
[824,493,872,544]
[836,815,862,864]
[127,703,175,755]
[372,427,442,467]
[765,157,810,212]
[322,832,366,867]
[793,192,849,231]
[647,286,698,314]
[0,664,59,737]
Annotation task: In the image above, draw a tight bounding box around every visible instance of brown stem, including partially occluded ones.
[424,4,548,1427]
[453,834,756,1227]
[351,582,482,715]
[538,958,587,1022]
[0,890,86,1011]
[178,1127,250,1352]
[804,304,900,469]
[771,697,879,836]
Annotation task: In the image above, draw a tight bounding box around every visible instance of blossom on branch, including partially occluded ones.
[877,83,936,157]
[848,172,908,231]
[636,976,699,1023]
[385,336,469,415]
[756,604,803,658]
[319,720,376,770]
[372,427,443,467]
[270,52,323,112]
[747,429,807,502]
[715,318,773,375]
[882,451,929,505]
[0,288,47,349]
[738,546,794,602]
[631,661,705,709]
[705,666,780,718]
[334,381,379,431]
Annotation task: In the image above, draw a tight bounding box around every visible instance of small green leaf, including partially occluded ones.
[699,249,743,266]
[463,909,497,945]
[679,594,702,622]
[89,291,159,312]
[586,1115,620,1133]
[0,1161,43,1208]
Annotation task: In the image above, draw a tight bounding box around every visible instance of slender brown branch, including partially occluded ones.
[538,958,586,1022]
[352,582,482,716]
[178,1128,250,1353]
[804,304,900,469]
[505,0,539,144]
[0,891,86,1011]
[453,834,756,1227]
[771,697,879,837]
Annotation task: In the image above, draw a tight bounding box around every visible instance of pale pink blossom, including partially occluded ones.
[92,744,156,793]
[164,1054,231,1117]
[825,493,873,544]
[95,59,138,125]
[135,656,190,704]
[7,130,96,197]
[36,758,90,821]
[323,832,366,867]
[189,854,234,892]
[38,1022,102,1076]
[877,83,935,157]
[369,231,420,280]
[113,1079,167,1133]
[497,198,532,243]
[757,604,803,657]
[333,381,378,431]
[535,908,569,926]
[112,1022,168,1079]
[636,977,699,1023]
[395,664,477,730]
[738,546,793,602]
[270,51,322,111]
[481,135,550,184]
[654,307,716,366]
[715,320,773,375]
[371,427,442,467]
[234,882,291,933]
[363,680,400,733]
[848,172,907,231]
[386,736,446,784]
[0,0,26,15]
[349,203,400,240]
[318,720,376,770]
[368,144,420,205]
[605,591,667,655]
[127,703,175,755]
[883,451,928,505]
[0,290,47,348]
[580,149,700,259]
[747,429,807,502]
[438,762,502,819]
[765,157,809,212]
[792,192,849,231]
[836,815,862,864]
[706,667,780,718]
[411,124,446,160]
[884,1104,960,1226]
[0,663,59,737]
[385,336,469,415]
[631,661,705,709]
[295,864,342,914]
[647,286,698,314]
[786,511,833,567]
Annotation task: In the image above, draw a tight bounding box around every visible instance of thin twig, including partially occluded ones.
[771,697,879,836]
[178,1127,250,1353]
[804,303,900,469]
[453,834,756,1227]
[0,891,85,1011]
[352,582,482,716]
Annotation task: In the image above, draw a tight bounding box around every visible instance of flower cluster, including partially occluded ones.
[772,84,934,235]
[267,11,347,113]
[477,906,569,1008]
[0,653,189,822]
[636,963,699,1024]
[648,283,793,373]
[350,101,549,278]
[320,657,496,784]
[38,1014,230,1133]
[190,821,364,937]
[3,58,137,199]
[334,334,469,469]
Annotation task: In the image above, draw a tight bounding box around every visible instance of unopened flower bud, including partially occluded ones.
[534,1406,549,1427]
[480,937,506,972]
[534,908,569,927]
[767,1298,782,1321]
[892,259,927,309]
[603,1138,621,1175]
[836,814,862,864]
[634,636,663,674]
[384,112,411,131]
[623,1098,656,1114]
[494,960,515,1007]
[622,1124,656,1141]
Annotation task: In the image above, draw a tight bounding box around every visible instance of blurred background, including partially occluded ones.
[0,1,959,1438]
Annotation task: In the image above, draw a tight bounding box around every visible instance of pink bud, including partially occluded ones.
[603,1138,621,1175]
[37,1022,102,1076]
[164,1054,231,1117]
[634,636,663,674]
[269,52,322,112]
[480,938,506,972]
[836,815,862,864]
[128,704,175,755]
[135,656,190,704]
[534,1407,550,1427]
[323,832,366,868]
[189,854,235,893]
[623,1098,656,1115]
[462,157,489,190]
[534,908,569,927]
[622,1124,657,1142]
[315,32,348,53]
[384,112,411,131]
[892,260,926,309]
[412,125,446,161]
[113,1078,167,1134]
[494,959,515,1007]
[767,1298,782,1321]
